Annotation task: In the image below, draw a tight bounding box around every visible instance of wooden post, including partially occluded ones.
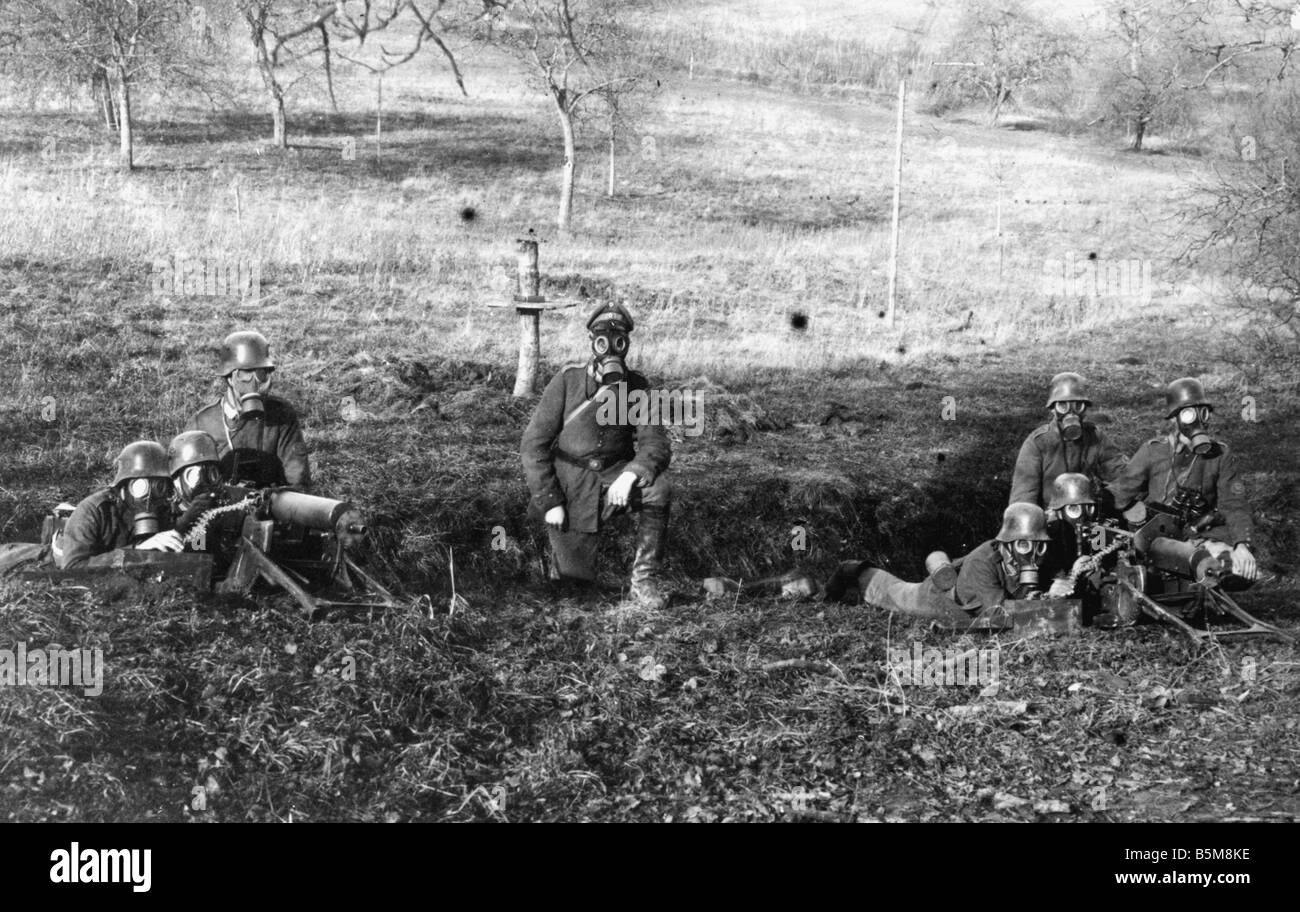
[375,71,383,162]
[514,239,542,397]
[886,79,905,327]
[608,133,616,197]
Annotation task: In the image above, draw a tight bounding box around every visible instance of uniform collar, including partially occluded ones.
[1167,431,1193,455]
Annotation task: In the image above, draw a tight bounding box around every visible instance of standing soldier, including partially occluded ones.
[185,330,311,490]
[1108,378,1259,582]
[823,503,1055,628]
[56,441,183,569]
[520,302,672,608]
[1009,372,1126,512]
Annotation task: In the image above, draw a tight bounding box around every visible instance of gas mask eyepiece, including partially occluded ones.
[1054,400,1086,442]
[229,367,273,417]
[1176,405,1212,455]
[1062,502,1096,526]
[591,330,629,384]
[123,477,170,538]
[175,463,223,504]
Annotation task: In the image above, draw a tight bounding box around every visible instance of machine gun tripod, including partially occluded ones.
[1089,508,1295,645]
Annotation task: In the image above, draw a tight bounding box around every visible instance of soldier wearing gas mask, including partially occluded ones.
[1042,473,1107,600]
[55,441,185,569]
[1109,378,1258,582]
[1009,372,1126,512]
[520,302,673,609]
[167,431,250,559]
[184,330,311,490]
[824,503,1054,627]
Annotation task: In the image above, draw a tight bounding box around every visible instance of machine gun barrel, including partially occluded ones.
[265,490,367,549]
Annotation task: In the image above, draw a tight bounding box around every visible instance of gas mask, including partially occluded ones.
[227,367,273,418]
[591,330,629,385]
[1174,405,1212,456]
[121,477,171,539]
[174,462,223,506]
[1059,501,1096,534]
[1053,400,1086,442]
[1000,539,1047,589]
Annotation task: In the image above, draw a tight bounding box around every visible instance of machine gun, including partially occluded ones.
[1089,507,1295,645]
[200,488,399,619]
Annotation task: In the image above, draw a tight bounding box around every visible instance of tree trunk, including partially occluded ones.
[607,130,615,197]
[1131,117,1145,151]
[94,71,117,134]
[249,19,289,149]
[556,100,577,232]
[115,70,133,171]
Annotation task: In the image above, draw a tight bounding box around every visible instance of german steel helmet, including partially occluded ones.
[1047,472,1096,512]
[219,330,275,376]
[1165,377,1211,417]
[586,301,634,333]
[1046,372,1091,408]
[112,441,170,485]
[168,431,220,476]
[996,502,1051,542]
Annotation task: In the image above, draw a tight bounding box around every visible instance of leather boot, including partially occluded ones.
[629,505,669,610]
[823,560,867,603]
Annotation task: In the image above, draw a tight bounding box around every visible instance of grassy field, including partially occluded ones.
[1,2,1298,822]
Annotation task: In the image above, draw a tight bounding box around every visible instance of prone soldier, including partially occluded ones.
[185,330,311,490]
[1108,377,1258,583]
[56,441,184,569]
[520,302,672,608]
[823,503,1057,628]
[1009,372,1126,512]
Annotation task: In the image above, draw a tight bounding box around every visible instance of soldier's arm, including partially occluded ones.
[955,550,1009,611]
[1094,427,1128,483]
[1008,435,1041,506]
[57,499,111,570]
[1107,441,1151,510]
[627,382,671,485]
[520,371,567,511]
[1215,446,1254,546]
[277,412,312,490]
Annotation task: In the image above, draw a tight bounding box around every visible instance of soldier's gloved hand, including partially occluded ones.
[1231,543,1258,581]
[136,530,184,553]
[1048,577,1074,598]
[605,471,638,508]
[544,506,566,529]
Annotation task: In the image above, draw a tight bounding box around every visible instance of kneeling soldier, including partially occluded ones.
[1108,378,1258,583]
[1009,372,1126,511]
[185,330,311,490]
[520,302,672,608]
[824,503,1054,627]
[57,441,183,569]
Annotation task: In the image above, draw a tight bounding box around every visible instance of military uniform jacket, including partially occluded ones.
[1108,434,1252,545]
[954,540,1023,611]
[58,489,148,570]
[521,365,672,534]
[185,396,311,490]
[1009,421,1126,507]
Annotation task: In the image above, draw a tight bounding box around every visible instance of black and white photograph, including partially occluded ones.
[0,0,1295,860]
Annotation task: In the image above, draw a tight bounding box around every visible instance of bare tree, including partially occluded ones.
[2,0,193,170]
[931,0,1071,125]
[486,0,658,230]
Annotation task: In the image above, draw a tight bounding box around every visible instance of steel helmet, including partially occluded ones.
[996,502,1051,542]
[219,330,275,377]
[111,441,170,486]
[1047,473,1096,512]
[168,431,220,476]
[1165,377,1212,418]
[1046,372,1092,408]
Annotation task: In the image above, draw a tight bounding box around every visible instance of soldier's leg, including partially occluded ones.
[0,543,46,577]
[858,568,974,626]
[546,528,600,583]
[628,473,671,609]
